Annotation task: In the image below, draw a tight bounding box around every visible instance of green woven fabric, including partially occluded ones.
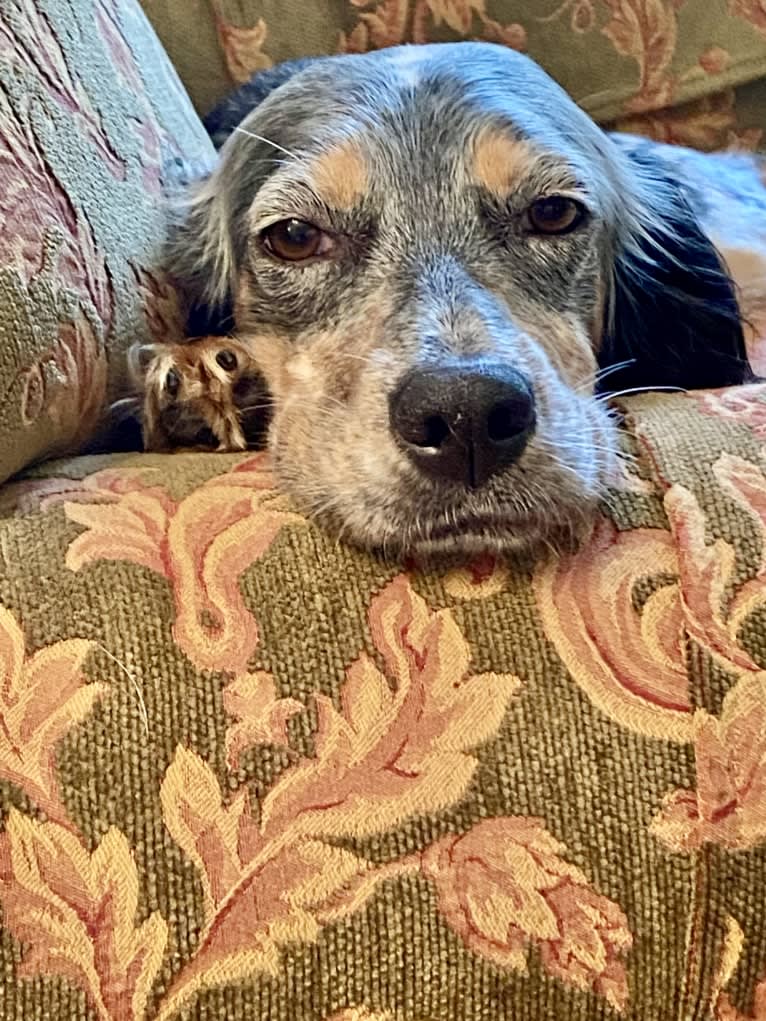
[0,0,214,485]
[0,387,766,1019]
[143,0,766,147]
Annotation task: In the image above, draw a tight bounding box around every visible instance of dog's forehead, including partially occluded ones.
[249,44,605,204]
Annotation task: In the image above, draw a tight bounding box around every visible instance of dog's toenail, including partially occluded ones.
[165,369,180,397]
[216,350,237,371]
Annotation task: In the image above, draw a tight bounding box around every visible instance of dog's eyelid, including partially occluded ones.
[253,211,327,233]
[251,182,344,233]
[533,187,592,208]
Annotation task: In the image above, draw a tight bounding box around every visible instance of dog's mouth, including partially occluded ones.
[378,501,591,558]
[292,447,606,560]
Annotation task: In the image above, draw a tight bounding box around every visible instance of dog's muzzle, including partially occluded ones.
[389,362,536,490]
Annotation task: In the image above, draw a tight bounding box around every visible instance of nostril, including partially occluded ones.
[396,413,452,448]
[487,399,533,443]
[421,415,451,448]
[487,403,514,442]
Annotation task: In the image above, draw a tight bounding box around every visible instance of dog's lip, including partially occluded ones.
[407,508,532,543]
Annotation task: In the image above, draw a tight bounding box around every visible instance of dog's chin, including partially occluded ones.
[288,474,603,562]
[271,407,617,561]
[374,506,595,562]
[405,512,591,559]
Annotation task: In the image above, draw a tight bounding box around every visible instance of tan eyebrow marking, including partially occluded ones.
[471,127,537,199]
[310,140,368,211]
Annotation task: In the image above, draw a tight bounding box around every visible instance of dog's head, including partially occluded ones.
[171,43,750,556]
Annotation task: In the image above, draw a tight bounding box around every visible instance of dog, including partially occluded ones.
[129,42,765,556]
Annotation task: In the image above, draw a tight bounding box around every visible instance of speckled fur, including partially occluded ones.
[133,43,762,556]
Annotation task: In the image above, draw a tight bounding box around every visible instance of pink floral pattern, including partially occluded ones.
[2,0,766,1017]
[422,817,632,1011]
[0,0,212,484]
[152,0,766,152]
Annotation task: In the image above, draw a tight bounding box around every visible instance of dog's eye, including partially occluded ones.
[262,218,329,262]
[215,349,238,371]
[164,369,180,397]
[527,196,585,235]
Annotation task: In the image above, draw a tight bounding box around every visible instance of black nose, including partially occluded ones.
[389,363,536,489]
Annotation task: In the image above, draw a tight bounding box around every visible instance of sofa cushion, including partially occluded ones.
[1,386,766,1019]
[0,0,215,485]
[142,0,766,146]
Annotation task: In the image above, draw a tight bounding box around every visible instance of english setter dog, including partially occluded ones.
[129,43,764,555]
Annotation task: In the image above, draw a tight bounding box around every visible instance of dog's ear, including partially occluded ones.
[202,57,317,149]
[597,143,754,394]
[170,58,318,336]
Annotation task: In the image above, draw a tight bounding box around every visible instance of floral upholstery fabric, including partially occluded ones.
[0,0,214,486]
[143,0,766,149]
[3,3,766,1021]
[2,387,766,1019]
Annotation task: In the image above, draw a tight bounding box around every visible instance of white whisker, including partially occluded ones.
[233,125,299,160]
[597,385,687,401]
[573,359,637,394]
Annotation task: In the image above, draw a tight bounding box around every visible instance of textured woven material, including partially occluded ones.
[142,0,766,148]
[1,387,766,1019]
[0,0,214,485]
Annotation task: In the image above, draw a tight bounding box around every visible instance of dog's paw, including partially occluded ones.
[128,337,269,452]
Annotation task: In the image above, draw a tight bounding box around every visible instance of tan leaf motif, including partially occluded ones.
[157,746,400,1021]
[651,673,766,851]
[713,452,766,573]
[602,0,679,112]
[710,454,766,636]
[156,576,516,1016]
[479,16,527,47]
[0,604,105,828]
[534,517,695,743]
[223,672,304,769]
[664,483,763,675]
[442,554,510,599]
[713,916,747,1019]
[42,456,302,673]
[729,0,766,37]
[259,575,522,841]
[613,91,760,152]
[714,915,766,1019]
[536,478,765,744]
[426,0,484,33]
[212,5,273,83]
[0,810,167,1021]
[337,0,409,51]
[422,817,632,1012]
[159,746,251,915]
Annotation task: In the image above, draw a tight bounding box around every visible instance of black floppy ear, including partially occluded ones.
[597,144,754,394]
[171,58,318,336]
[202,57,317,149]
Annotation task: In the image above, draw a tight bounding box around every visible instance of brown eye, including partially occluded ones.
[262,218,326,262]
[215,349,237,371]
[528,196,585,235]
[164,369,180,397]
